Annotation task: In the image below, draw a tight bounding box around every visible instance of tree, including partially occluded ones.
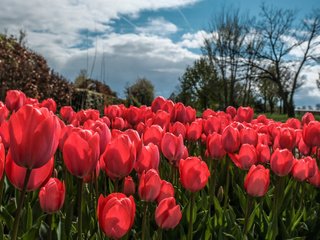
[176,57,221,110]
[203,9,252,108]
[252,4,320,117]
[125,78,155,106]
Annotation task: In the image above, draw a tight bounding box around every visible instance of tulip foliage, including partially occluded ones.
[1,90,320,239]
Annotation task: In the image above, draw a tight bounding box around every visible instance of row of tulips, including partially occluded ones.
[0,89,320,239]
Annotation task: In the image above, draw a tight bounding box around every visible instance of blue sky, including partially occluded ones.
[1,0,320,107]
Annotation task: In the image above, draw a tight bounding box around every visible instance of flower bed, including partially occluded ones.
[0,89,319,239]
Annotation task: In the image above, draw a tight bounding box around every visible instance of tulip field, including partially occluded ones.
[1,90,320,240]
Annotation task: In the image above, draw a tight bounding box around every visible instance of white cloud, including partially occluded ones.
[0,0,201,98]
[136,17,178,36]
[178,30,211,48]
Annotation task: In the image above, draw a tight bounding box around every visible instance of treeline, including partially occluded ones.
[173,5,320,117]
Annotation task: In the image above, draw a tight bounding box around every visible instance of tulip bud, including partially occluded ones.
[244,165,270,197]
[157,180,175,204]
[39,178,65,213]
[9,105,61,169]
[123,176,136,196]
[292,157,317,181]
[270,148,294,176]
[138,169,161,202]
[97,193,136,239]
[221,125,240,153]
[179,157,210,192]
[5,90,26,112]
[102,134,136,180]
[161,132,185,166]
[229,144,257,170]
[155,197,182,230]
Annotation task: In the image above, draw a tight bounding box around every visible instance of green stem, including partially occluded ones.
[11,168,32,240]
[223,158,230,209]
[243,196,254,236]
[142,202,149,240]
[188,192,195,240]
[114,179,119,192]
[48,214,53,240]
[77,179,84,240]
[267,176,286,240]
[0,175,5,205]
[157,228,163,240]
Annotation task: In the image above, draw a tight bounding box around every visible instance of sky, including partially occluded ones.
[1,0,320,107]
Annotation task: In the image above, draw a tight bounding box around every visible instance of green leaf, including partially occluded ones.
[186,200,197,224]
[247,202,260,234]
[26,202,33,231]
[0,206,14,229]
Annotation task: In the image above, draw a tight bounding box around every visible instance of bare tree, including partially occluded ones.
[203,9,251,108]
[252,5,320,117]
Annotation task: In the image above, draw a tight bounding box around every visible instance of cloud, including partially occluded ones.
[136,17,178,36]
[0,0,201,98]
[178,30,211,48]
[60,33,199,98]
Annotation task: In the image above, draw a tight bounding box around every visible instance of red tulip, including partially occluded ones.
[270,148,294,176]
[39,178,65,213]
[244,165,270,197]
[0,121,9,149]
[179,157,210,192]
[161,132,185,166]
[285,118,301,129]
[0,102,9,124]
[226,106,237,118]
[84,120,111,155]
[40,98,57,113]
[138,169,161,202]
[186,119,203,141]
[157,180,175,204]
[229,144,257,170]
[135,143,160,173]
[63,129,100,178]
[60,106,75,123]
[236,106,254,123]
[221,125,240,153]
[124,129,141,153]
[298,138,311,156]
[102,134,136,180]
[5,150,53,191]
[112,117,126,130]
[203,116,221,135]
[123,176,136,196]
[292,157,317,181]
[302,112,315,126]
[9,105,61,169]
[125,106,143,127]
[104,104,123,120]
[152,110,170,130]
[171,102,191,124]
[303,121,320,147]
[5,90,26,112]
[206,133,226,160]
[151,96,166,113]
[273,127,296,151]
[143,125,164,147]
[240,127,258,146]
[256,143,270,163]
[0,142,5,180]
[155,197,182,230]
[97,193,135,239]
[309,168,320,188]
[170,122,186,139]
